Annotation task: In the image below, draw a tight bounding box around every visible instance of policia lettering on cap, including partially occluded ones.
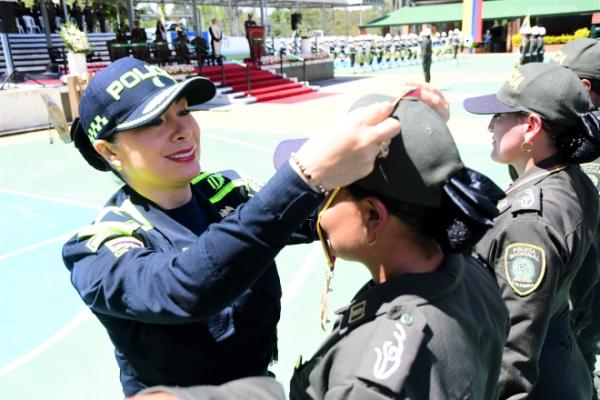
[464,62,600,399]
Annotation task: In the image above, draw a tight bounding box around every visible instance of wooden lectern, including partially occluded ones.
[247,25,265,65]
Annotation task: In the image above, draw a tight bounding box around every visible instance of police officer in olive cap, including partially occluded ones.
[276,95,509,399]
[552,38,600,398]
[464,62,600,399]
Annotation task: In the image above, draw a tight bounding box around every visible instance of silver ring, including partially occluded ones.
[378,141,390,159]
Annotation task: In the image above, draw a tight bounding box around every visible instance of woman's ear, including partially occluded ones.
[581,78,592,91]
[363,196,389,231]
[93,140,122,171]
[524,113,543,143]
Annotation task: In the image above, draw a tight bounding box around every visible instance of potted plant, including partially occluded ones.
[60,21,92,77]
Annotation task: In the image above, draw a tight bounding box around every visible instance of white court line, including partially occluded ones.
[0,308,92,376]
[281,244,322,307]
[0,188,100,209]
[0,231,75,262]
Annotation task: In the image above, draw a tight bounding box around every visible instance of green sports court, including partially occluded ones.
[1,52,598,399]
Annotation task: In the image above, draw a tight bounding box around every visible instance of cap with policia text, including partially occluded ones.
[551,38,600,81]
[72,57,215,143]
[274,95,465,208]
[463,63,591,127]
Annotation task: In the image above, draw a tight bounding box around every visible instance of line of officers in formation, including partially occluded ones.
[268,29,464,74]
[519,25,547,65]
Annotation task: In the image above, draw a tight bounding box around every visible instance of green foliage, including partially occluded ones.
[512,27,590,47]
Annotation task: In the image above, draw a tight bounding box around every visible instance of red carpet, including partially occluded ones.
[197,62,318,103]
[262,91,338,104]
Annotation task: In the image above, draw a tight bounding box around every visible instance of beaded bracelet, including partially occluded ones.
[290,152,327,194]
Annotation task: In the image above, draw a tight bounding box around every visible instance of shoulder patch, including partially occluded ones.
[104,236,144,257]
[503,243,546,296]
[511,187,541,215]
[581,163,600,193]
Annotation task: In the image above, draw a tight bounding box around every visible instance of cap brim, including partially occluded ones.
[115,77,216,132]
[273,138,307,169]
[463,94,521,115]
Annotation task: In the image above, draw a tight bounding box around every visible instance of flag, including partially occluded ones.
[522,11,531,29]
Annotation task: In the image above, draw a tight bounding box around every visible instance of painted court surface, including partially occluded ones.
[1,53,597,399]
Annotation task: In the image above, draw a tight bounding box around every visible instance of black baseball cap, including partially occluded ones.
[73,57,215,142]
[463,63,591,126]
[273,95,464,208]
[551,38,600,81]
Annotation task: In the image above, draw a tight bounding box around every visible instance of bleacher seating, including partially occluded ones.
[0,32,115,76]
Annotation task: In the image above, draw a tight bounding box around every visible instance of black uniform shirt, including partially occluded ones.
[290,254,509,400]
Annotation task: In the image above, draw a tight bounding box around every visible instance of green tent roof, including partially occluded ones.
[363,0,600,28]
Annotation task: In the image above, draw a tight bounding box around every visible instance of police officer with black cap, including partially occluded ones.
[552,38,600,398]
[278,93,509,399]
[464,62,600,399]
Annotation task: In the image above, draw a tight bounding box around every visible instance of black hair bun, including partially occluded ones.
[558,113,600,163]
[71,118,111,172]
[438,168,505,253]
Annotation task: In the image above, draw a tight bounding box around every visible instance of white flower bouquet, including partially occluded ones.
[60,21,91,53]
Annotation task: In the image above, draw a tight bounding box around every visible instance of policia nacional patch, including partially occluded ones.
[503,243,546,296]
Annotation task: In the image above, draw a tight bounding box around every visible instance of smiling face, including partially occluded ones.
[96,98,201,206]
[487,112,529,164]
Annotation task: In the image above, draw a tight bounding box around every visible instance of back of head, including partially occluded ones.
[349,96,504,252]
[274,95,505,253]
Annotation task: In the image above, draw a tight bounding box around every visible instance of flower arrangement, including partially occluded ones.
[60,21,91,54]
[295,23,313,39]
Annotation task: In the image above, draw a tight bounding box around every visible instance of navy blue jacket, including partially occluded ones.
[62,163,321,396]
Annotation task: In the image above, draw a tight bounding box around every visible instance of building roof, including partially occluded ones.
[363,0,600,28]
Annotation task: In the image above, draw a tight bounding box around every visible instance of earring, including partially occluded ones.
[521,141,533,153]
[368,232,377,247]
[112,160,123,171]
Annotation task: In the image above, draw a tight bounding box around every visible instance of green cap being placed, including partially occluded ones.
[551,38,600,81]
[352,95,464,208]
[464,63,592,127]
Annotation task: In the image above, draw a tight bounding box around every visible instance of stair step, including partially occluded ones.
[243,82,303,96]
[254,87,316,102]
[228,78,290,93]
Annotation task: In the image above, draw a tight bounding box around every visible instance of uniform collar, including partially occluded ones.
[336,254,465,331]
[506,154,566,195]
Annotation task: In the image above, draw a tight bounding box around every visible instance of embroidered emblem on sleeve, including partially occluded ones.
[104,237,144,258]
[504,243,546,296]
[372,323,406,380]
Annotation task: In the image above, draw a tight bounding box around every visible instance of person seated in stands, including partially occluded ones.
[191,36,210,66]
[131,20,147,43]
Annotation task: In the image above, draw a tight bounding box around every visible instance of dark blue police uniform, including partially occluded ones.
[63,163,319,396]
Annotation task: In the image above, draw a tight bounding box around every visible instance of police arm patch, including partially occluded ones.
[104,236,144,258]
[503,243,546,296]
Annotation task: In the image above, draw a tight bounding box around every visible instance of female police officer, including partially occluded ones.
[464,62,600,399]
[62,57,400,396]
[277,95,510,399]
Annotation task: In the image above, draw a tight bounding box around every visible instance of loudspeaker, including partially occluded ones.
[291,12,302,31]
[0,1,18,34]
